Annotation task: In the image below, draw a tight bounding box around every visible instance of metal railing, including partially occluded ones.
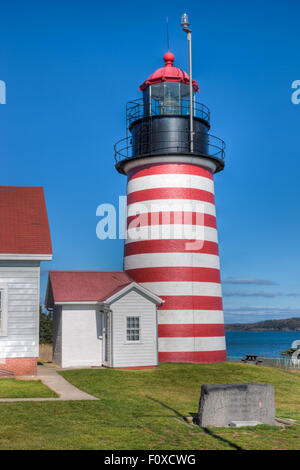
[126,98,210,127]
[114,129,225,164]
[227,356,300,370]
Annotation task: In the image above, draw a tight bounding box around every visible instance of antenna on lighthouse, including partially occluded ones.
[166,17,170,51]
[181,12,194,152]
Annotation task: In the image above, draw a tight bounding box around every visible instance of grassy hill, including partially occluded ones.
[225,317,300,331]
[0,362,300,450]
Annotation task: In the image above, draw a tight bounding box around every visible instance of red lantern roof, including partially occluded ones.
[139,51,199,92]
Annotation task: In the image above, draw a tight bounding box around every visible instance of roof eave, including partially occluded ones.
[0,253,52,261]
[139,77,199,92]
[51,282,164,306]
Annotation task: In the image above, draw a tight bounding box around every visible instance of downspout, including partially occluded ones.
[100,302,113,368]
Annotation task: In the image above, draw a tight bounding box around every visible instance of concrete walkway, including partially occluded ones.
[0,365,99,402]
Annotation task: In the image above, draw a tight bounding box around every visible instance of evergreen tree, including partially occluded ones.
[39,306,53,344]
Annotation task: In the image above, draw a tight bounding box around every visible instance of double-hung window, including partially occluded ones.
[126,316,140,342]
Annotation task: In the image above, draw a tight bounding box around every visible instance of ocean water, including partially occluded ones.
[225,330,300,358]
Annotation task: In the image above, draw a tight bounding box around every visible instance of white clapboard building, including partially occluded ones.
[0,187,52,376]
[45,271,163,369]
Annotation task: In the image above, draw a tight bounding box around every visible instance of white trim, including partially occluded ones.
[102,310,111,367]
[0,253,52,261]
[104,282,164,305]
[122,155,217,174]
[55,301,100,305]
[0,284,8,337]
[124,314,142,344]
[36,265,40,358]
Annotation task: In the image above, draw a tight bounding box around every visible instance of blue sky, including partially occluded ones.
[1,0,300,323]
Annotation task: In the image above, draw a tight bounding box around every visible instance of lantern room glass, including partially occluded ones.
[143,82,193,117]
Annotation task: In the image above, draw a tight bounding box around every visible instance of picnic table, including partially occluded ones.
[241,354,263,365]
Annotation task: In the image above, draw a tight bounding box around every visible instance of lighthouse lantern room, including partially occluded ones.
[114,48,227,363]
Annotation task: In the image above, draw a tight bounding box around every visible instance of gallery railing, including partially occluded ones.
[114,129,225,165]
[126,98,211,127]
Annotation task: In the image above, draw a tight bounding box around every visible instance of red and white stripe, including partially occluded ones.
[124,162,226,363]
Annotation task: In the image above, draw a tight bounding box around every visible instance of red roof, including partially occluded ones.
[139,51,199,92]
[0,186,52,255]
[48,271,134,303]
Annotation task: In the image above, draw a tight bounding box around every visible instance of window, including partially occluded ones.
[149,82,194,117]
[126,316,140,342]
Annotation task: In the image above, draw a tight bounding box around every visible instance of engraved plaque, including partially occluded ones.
[196,383,275,427]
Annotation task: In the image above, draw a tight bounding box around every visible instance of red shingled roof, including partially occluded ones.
[0,186,52,254]
[48,271,134,303]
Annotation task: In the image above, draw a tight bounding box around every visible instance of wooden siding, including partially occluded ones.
[0,262,40,358]
[61,305,102,368]
[111,288,158,367]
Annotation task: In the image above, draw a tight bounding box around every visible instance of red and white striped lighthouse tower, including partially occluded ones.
[115,50,226,363]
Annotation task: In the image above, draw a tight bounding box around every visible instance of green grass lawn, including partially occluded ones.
[0,379,58,399]
[0,362,299,449]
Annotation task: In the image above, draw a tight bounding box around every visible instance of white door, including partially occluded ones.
[102,311,111,367]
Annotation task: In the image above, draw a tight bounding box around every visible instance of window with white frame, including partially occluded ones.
[126,316,140,342]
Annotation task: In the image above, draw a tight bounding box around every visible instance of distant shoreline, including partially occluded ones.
[225,328,300,332]
[225,317,300,332]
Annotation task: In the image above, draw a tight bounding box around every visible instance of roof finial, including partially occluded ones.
[163,51,174,66]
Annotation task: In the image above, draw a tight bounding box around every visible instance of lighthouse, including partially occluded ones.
[114,47,227,363]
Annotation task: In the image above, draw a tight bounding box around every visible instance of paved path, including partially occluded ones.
[0,365,99,402]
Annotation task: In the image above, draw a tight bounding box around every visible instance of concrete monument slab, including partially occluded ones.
[196,383,275,427]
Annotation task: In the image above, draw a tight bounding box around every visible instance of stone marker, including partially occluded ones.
[196,383,275,427]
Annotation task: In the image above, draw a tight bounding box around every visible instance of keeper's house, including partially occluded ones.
[45,271,163,369]
[0,187,52,376]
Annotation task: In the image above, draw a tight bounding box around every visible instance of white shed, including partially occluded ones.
[45,271,163,369]
[0,187,52,376]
